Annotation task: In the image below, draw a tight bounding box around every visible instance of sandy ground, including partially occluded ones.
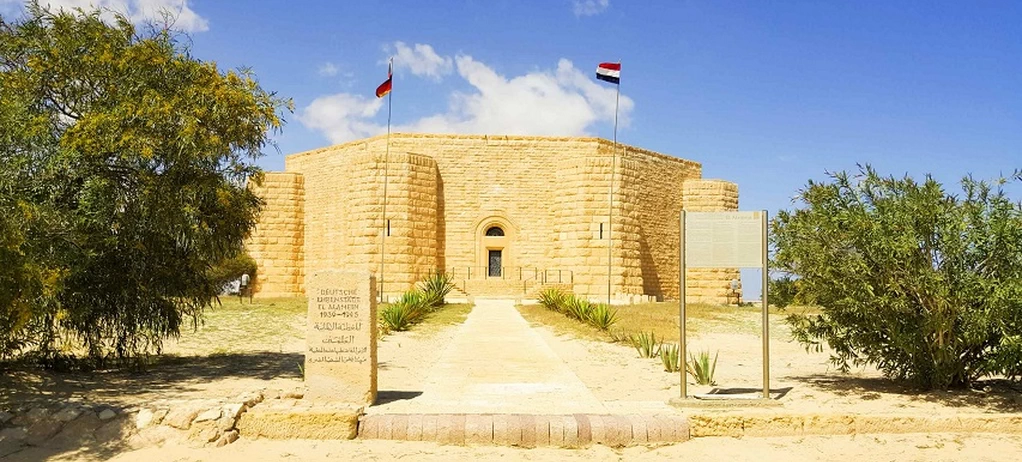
[12,433,1022,462]
[4,303,1022,461]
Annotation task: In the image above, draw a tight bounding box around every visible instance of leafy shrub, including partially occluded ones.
[209,252,258,289]
[660,343,681,373]
[686,350,718,385]
[774,167,1022,388]
[538,287,566,313]
[768,276,799,309]
[418,270,454,308]
[587,303,618,331]
[629,331,661,358]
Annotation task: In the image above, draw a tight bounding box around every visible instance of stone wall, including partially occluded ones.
[251,133,741,304]
[246,172,304,297]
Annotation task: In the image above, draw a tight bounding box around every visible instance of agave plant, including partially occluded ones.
[563,295,593,322]
[380,304,415,331]
[686,350,719,385]
[418,270,454,308]
[538,287,565,312]
[660,343,681,373]
[628,331,661,358]
[587,303,618,331]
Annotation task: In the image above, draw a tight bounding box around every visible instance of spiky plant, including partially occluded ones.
[660,343,681,373]
[418,270,454,309]
[628,331,661,358]
[538,287,566,312]
[686,350,719,385]
[564,295,593,322]
[587,303,618,331]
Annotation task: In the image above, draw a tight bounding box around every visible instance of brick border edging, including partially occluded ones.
[357,413,690,447]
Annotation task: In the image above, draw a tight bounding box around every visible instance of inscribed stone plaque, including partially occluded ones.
[685,211,765,268]
[305,270,377,404]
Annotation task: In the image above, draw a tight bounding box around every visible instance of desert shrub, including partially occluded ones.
[686,350,718,385]
[418,270,454,308]
[538,287,566,312]
[209,253,258,289]
[629,331,661,358]
[587,304,618,331]
[660,343,681,373]
[773,166,1022,388]
[768,276,799,309]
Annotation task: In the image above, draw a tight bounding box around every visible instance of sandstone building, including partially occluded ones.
[246,134,739,303]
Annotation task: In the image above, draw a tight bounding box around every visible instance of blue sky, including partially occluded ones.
[2,1,1021,296]
[3,0,1019,211]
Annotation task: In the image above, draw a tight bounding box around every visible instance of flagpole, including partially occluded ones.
[380,58,393,304]
[608,61,620,306]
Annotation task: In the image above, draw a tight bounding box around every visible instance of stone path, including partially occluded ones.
[371,299,606,414]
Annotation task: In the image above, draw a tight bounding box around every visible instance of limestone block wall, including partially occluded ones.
[246,172,304,297]
[682,180,741,303]
[621,146,702,300]
[286,148,439,296]
[267,133,743,303]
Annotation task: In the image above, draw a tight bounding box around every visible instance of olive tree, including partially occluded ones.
[0,4,290,363]
[772,166,1022,389]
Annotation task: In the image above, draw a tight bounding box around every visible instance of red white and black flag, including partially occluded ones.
[596,62,620,84]
[376,59,393,98]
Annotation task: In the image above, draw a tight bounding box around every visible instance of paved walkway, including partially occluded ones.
[372,299,606,414]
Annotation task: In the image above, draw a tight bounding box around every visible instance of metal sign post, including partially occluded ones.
[678,210,770,400]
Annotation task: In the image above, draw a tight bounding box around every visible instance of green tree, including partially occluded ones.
[772,166,1022,389]
[0,4,290,363]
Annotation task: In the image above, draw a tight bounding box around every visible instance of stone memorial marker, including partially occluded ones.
[305,270,377,404]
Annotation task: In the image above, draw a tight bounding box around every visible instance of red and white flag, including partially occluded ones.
[376,59,393,98]
[596,62,620,84]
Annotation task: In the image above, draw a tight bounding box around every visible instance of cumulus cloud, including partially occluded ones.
[299,93,385,145]
[0,0,208,32]
[389,42,453,80]
[300,49,633,145]
[573,0,609,17]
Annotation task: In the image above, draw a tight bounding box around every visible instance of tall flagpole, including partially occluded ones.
[380,58,393,303]
[608,61,620,306]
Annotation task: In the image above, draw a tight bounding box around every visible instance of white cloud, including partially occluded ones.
[300,51,633,144]
[0,0,209,32]
[389,42,453,81]
[299,93,384,145]
[318,62,339,77]
[573,0,609,17]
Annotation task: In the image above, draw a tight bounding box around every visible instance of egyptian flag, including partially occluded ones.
[376,59,393,98]
[596,62,620,84]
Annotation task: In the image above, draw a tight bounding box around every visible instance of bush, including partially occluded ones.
[209,253,258,290]
[768,276,799,309]
[686,350,718,385]
[773,166,1022,388]
[418,270,454,308]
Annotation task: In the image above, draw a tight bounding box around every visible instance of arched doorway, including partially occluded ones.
[475,216,515,279]
[485,226,505,277]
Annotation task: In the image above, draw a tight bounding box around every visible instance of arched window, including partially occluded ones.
[485,226,505,237]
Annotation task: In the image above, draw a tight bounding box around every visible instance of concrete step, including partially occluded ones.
[358,413,689,447]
